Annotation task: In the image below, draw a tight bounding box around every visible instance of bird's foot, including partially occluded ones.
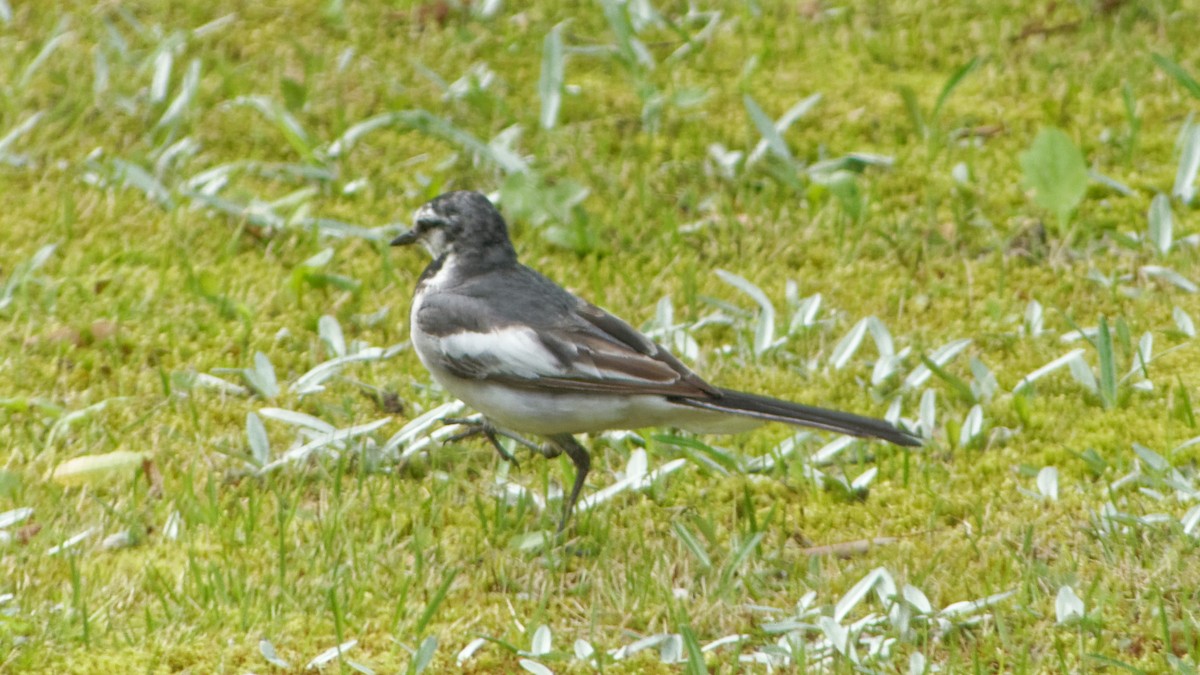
[442,416,544,465]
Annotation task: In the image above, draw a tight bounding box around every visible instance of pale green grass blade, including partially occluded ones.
[743,94,793,163]
[150,46,172,103]
[157,58,201,128]
[1036,466,1058,500]
[1139,265,1197,293]
[245,412,270,466]
[409,636,437,674]
[1148,194,1173,255]
[601,0,654,69]
[0,243,55,311]
[746,94,820,164]
[1174,306,1195,337]
[306,639,357,670]
[829,317,868,370]
[1173,123,1200,204]
[456,638,487,667]
[243,351,279,399]
[538,23,565,130]
[18,19,71,90]
[259,639,291,669]
[0,112,44,164]
[0,508,33,530]
[959,405,983,446]
[715,269,775,355]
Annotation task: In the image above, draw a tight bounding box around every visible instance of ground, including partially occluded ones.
[2,0,1199,672]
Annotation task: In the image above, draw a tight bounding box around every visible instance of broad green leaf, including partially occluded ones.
[1019,128,1088,229]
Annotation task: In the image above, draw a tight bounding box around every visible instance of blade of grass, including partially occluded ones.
[898,85,924,138]
[0,112,44,161]
[1096,317,1117,409]
[19,19,71,90]
[931,56,981,121]
[680,624,708,675]
[670,521,712,569]
[415,567,459,635]
[1152,53,1200,100]
[717,532,763,595]
[920,355,975,404]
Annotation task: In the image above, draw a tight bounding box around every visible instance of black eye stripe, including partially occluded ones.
[416,216,443,232]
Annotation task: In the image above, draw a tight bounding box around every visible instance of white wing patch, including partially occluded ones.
[437,327,569,379]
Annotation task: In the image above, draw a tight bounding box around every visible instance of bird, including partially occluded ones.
[392,190,920,531]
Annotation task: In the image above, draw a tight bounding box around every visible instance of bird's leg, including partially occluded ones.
[546,434,590,534]
[442,416,541,465]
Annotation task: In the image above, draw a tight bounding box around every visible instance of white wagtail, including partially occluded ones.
[392,190,920,530]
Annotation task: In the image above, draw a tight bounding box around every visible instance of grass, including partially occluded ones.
[2,0,1200,671]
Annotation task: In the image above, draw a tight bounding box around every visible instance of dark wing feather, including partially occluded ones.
[415,266,720,398]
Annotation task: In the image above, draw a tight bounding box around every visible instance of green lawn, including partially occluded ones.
[3,0,1200,672]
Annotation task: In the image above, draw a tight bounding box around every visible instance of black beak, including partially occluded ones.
[390,230,419,246]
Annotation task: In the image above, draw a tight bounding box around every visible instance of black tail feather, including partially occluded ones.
[675,388,921,447]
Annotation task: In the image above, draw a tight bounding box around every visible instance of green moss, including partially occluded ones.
[1,0,1199,671]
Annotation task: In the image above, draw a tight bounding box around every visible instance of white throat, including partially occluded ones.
[420,228,452,258]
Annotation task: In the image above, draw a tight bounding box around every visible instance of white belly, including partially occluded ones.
[427,368,761,436]
[412,332,759,436]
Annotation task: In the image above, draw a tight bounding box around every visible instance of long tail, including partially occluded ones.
[674,388,921,447]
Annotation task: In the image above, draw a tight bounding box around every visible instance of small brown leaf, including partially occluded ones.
[16,523,42,544]
[89,320,119,341]
[31,326,83,347]
[142,458,163,497]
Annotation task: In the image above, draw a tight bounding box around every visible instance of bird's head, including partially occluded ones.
[391,191,515,262]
